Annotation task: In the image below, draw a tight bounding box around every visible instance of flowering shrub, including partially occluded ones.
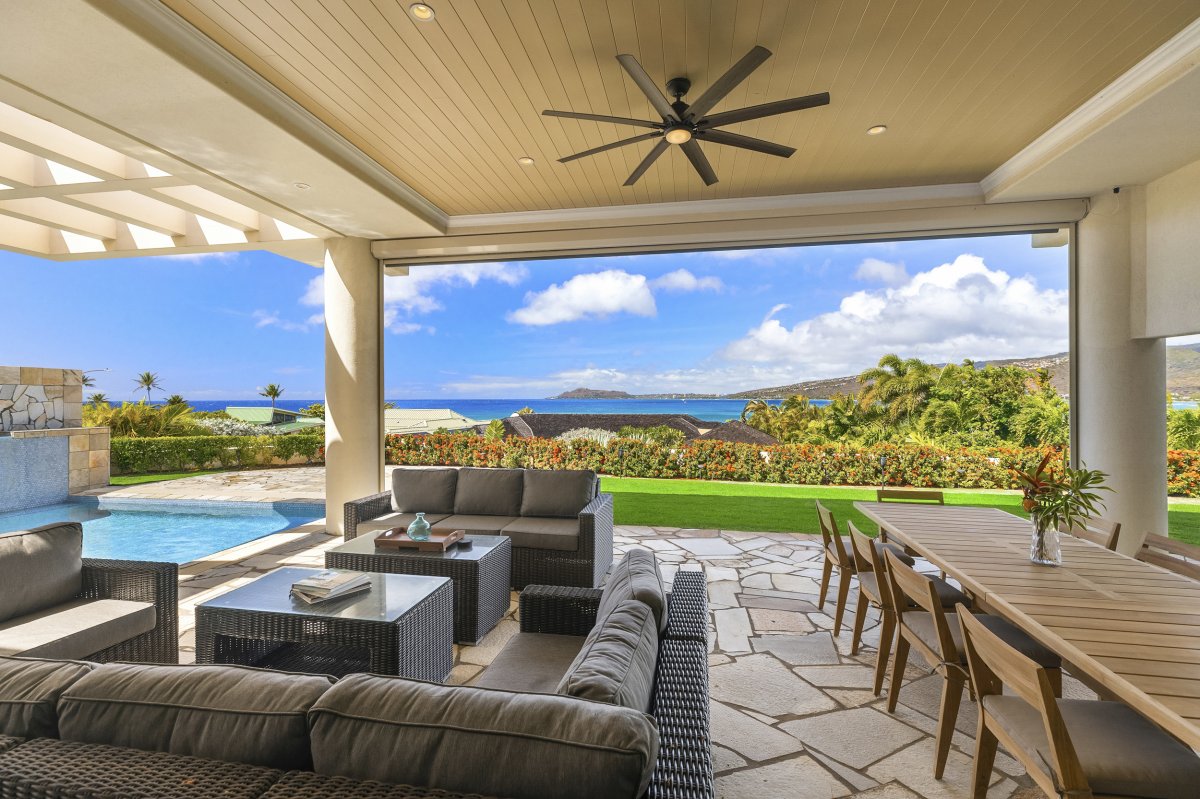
[195,418,286,436]
[384,433,1200,496]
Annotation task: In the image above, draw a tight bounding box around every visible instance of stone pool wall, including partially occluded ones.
[0,365,109,493]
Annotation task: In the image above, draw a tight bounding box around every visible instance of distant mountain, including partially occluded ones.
[549,387,721,400]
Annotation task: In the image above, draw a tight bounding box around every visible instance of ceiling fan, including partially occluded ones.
[543,46,830,187]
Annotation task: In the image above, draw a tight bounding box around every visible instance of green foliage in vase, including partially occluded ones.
[1014,453,1110,532]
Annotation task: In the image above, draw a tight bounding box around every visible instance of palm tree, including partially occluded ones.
[88,392,108,406]
[259,383,284,409]
[858,354,939,425]
[165,394,186,406]
[81,374,95,388]
[133,371,161,403]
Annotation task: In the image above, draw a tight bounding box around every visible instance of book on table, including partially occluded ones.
[290,570,371,604]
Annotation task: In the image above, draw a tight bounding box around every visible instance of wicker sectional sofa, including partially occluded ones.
[0,552,711,799]
[0,523,178,663]
[345,466,614,589]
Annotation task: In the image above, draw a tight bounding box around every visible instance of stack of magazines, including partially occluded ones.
[291,570,371,604]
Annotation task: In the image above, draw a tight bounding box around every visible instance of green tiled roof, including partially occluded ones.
[271,419,325,434]
[226,406,293,423]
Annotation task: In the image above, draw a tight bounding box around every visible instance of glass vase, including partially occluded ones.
[1030,514,1062,566]
[407,512,432,542]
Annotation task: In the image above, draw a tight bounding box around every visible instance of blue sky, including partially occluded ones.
[0,235,1069,400]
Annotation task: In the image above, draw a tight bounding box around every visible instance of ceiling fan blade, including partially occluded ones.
[699,129,795,158]
[680,139,718,186]
[699,92,831,128]
[623,139,671,186]
[685,45,772,119]
[557,132,663,163]
[616,54,679,121]
[542,110,663,130]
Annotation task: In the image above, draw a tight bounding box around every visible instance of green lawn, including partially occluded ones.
[601,476,1200,544]
[109,469,234,485]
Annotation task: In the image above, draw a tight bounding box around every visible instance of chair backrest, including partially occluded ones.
[849,522,894,610]
[883,549,955,660]
[957,610,1089,796]
[876,488,945,505]
[1138,533,1200,581]
[1059,516,1121,551]
[815,501,852,567]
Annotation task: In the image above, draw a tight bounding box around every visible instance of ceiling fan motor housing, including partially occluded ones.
[665,76,692,100]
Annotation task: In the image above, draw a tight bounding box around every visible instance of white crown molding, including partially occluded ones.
[95,0,448,233]
[983,16,1200,200]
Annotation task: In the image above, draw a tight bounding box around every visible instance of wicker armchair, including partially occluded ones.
[79,557,179,663]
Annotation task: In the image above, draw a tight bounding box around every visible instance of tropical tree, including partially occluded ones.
[165,394,186,406]
[920,398,981,437]
[259,383,284,409]
[133,371,162,403]
[1168,408,1200,450]
[484,419,507,440]
[516,407,535,415]
[1011,391,1070,447]
[821,393,869,440]
[85,401,200,437]
[88,393,109,407]
[81,373,96,388]
[858,354,940,425]
[299,402,325,419]
[741,399,782,438]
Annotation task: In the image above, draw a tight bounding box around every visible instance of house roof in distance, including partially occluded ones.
[499,413,707,440]
[385,408,481,435]
[226,406,302,423]
[697,420,780,446]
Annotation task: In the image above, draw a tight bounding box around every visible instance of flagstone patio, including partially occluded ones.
[99,469,1068,798]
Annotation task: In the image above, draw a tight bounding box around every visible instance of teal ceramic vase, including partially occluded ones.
[407,512,432,542]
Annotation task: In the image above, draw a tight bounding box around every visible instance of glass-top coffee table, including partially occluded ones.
[325,533,511,644]
[195,566,453,680]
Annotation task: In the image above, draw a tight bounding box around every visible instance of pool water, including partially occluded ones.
[0,498,325,563]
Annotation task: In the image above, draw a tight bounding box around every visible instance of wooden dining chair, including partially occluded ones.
[958,608,1200,798]
[815,501,855,636]
[1137,532,1200,580]
[848,522,971,696]
[876,488,946,505]
[1058,516,1122,551]
[883,549,1062,779]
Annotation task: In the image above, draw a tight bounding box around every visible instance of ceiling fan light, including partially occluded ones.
[664,127,693,145]
[409,3,435,21]
[867,124,888,136]
[516,156,535,166]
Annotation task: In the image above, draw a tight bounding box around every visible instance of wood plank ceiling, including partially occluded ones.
[161,0,1200,216]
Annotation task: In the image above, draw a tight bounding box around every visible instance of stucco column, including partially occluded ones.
[1074,188,1167,555]
[324,237,384,536]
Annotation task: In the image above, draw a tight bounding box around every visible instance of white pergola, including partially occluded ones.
[3,1,1199,553]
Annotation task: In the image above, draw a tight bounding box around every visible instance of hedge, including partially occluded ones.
[111,435,324,474]
[383,433,1200,497]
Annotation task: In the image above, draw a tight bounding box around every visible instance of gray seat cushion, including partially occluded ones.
[57,662,335,770]
[453,467,523,517]
[0,599,155,659]
[0,656,93,738]
[874,540,915,566]
[597,549,667,633]
[521,470,596,518]
[473,632,585,693]
[0,523,83,624]
[558,600,658,712]
[441,514,518,534]
[309,673,659,799]
[500,517,579,551]
[391,467,458,515]
[906,611,1059,667]
[860,572,970,609]
[356,512,450,537]
[983,696,1200,799]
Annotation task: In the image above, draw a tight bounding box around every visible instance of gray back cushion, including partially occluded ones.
[57,663,334,770]
[309,674,659,799]
[521,469,597,518]
[558,600,658,712]
[391,467,458,515]
[0,656,93,738]
[598,548,668,634]
[453,467,523,517]
[0,523,83,624]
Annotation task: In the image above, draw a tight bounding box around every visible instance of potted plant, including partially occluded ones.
[1014,453,1110,565]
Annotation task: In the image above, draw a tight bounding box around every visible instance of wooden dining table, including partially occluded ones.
[854,501,1200,750]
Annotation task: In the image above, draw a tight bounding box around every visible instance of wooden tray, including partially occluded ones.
[375,528,466,551]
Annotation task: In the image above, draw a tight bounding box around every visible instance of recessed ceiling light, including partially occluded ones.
[516,156,535,166]
[867,125,888,136]
[664,127,693,145]
[409,3,435,21]
[293,182,311,190]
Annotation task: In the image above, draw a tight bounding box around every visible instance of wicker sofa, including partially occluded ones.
[0,554,711,799]
[0,522,177,663]
[345,466,614,589]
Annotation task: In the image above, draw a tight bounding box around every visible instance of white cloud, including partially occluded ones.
[507,270,657,326]
[720,254,1068,377]
[854,257,909,285]
[650,269,724,293]
[252,309,310,333]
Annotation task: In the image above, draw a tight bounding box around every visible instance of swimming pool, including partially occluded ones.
[0,497,325,563]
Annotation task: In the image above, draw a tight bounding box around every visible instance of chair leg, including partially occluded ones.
[850,591,870,655]
[934,673,966,779]
[886,633,910,713]
[817,556,833,609]
[1047,667,1063,698]
[971,713,999,799]
[873,610,895,696]
[832,566,852,636]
